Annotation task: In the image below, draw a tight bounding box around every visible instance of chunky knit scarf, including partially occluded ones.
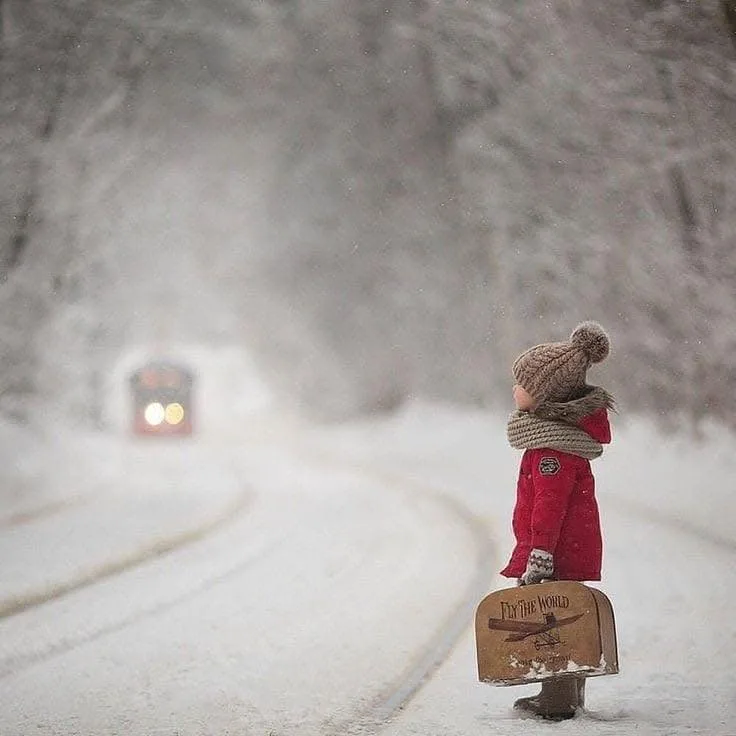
[507,386,615,460]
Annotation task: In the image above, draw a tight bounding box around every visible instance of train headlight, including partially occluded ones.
[144,402,166,426]
[165,402,185,426]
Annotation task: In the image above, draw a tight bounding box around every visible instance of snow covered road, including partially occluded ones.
[0,432,491,735]
[1,404,735,736]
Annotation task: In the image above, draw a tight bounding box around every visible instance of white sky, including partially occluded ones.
[1,396,734,736]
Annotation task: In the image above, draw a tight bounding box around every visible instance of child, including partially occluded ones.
[501,320,614,719]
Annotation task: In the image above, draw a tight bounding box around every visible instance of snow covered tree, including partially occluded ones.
[1,0,734,429]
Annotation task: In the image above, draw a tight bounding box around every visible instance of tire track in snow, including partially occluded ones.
[0,493,93,530]
[0,489,252,621]
[0,513,279,680]
[290,447,500,735]
[353,484,495,729]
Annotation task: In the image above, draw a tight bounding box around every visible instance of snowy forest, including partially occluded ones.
[1,0,735,429]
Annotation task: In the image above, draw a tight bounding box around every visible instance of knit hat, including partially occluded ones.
[512,321,610,403]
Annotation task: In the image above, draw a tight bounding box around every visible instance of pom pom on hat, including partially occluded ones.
[570,321,609,364]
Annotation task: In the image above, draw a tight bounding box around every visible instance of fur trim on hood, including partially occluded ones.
[532,385,615,425]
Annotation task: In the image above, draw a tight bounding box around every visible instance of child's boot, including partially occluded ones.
[513,677,582,720]
[576,677,586,709]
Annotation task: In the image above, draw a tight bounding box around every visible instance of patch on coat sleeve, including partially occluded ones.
[539,456,561,475]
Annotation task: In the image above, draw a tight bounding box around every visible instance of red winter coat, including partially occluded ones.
[500,408,611,582]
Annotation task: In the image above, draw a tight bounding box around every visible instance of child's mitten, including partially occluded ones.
[520,548,554,585]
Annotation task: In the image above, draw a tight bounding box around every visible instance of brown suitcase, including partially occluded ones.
[475,581,619,686]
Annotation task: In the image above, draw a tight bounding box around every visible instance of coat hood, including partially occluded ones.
[532,385,614,444]
[579,408,611,444]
